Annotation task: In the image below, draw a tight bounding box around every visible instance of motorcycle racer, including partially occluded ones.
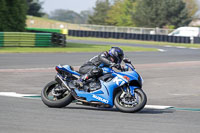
[75,47,125,88]
[41,50,147,113]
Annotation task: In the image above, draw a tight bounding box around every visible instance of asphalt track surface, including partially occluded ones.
[0,39,200,133]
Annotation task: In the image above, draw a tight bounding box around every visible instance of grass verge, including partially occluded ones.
[68,36,200,48]
[0,42,157,53]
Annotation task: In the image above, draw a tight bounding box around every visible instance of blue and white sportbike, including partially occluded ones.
[41,59,147,113]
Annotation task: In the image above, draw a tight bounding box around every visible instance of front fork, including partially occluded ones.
[120,85,137,98]
[120,85,140,105]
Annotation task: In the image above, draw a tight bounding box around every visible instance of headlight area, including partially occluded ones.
[129,80,142,88]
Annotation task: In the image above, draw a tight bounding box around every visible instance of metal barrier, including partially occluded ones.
[26,16,173,35]
[68,30,200,44]
[0,32,66,47]
[26,27,68,35]
[75,24,173,35]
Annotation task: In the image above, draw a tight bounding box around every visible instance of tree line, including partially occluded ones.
[0,0,44,31]
[88,0,198,28]
[49,9,92,24]
[0,0,198,31]
[37,0,199,28]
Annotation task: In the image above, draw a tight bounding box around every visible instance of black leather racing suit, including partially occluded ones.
[79,51,116,79]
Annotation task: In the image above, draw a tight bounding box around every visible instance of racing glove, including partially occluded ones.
[110,63,121,70]
[123,58,131,63]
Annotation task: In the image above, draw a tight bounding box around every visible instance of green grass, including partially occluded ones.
[68,36,200,48]
[27,16,88,30]
[0,42,157,53]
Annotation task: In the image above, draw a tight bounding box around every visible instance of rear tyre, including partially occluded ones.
[41,81,74,108]
[114,89,147,113]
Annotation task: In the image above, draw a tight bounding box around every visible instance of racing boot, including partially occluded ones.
[74,74,90,89]
[74,79,84,88]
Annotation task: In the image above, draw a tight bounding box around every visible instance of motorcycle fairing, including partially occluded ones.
[102,67,140,83]
[117,71,142,95]
[59,64,142,106]
[60,65,81,76]
[74,80,113,105]
[74,73,130,106]
[102,67,114,74]
[117,71,140,82]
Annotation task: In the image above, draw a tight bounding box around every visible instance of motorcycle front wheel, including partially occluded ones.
[114,88,147,113]
[41,81,74,108]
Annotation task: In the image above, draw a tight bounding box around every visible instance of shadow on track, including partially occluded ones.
[139,108,174,114]
[65,106,175,114]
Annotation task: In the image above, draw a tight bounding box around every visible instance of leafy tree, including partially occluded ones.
[0,0,7,31]
[134,0,192,28]
[80,10,93,24]
[106,0,137,26]
[49,9,84,24]
[6,0,27,31]
[27,0,45,17]
[183,0,198,17]
[106,1,124,25]
[88,0,111,25]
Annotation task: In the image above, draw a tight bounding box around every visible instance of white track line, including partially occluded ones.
[189,47,199,50]
[0,92,40,98]
[145,105,172,110]
[164,45,199,50]
[164,45,173,48]
[158,49,166,52]
[176,46,186,49]
[0,92,173,109]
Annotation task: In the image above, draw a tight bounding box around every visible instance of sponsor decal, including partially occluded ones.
[113,77,125,86]
[92,94,108,104]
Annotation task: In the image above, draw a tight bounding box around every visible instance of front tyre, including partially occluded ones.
[41,81,74,108]
[114,89,147,113]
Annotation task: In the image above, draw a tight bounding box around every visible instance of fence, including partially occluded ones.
[0,32,66,47]
[68,30,200,44]
[75,24,173,35]
[26,17,173,35]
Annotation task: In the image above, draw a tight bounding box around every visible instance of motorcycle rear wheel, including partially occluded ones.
[114,89,147,113]
[41,81,74,108]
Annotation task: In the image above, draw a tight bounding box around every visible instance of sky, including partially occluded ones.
[42,0,97,14]
[197,0,200,7]
[42,0,200,15]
